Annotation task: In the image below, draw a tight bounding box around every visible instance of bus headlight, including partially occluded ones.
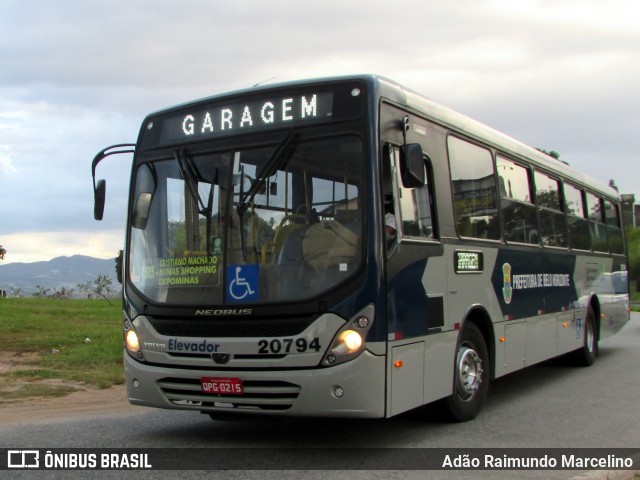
[334,330,362,354]
[126,330,140,352]
[124,319,144,360]
[322,304,374,367]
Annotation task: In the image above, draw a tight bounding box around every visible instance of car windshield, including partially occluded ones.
[128,135,364,306]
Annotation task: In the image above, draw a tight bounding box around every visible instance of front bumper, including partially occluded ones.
[124,348,386,418]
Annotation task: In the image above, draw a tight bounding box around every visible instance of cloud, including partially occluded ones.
[1,0,639,262]
[0,146,16,175]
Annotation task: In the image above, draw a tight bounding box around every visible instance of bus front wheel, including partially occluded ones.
[442,322,489,422]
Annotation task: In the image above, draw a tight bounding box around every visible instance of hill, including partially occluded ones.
[0,255,116,297]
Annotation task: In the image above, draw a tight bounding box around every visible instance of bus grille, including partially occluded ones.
[157,377,301,411]
[148,317,313,338]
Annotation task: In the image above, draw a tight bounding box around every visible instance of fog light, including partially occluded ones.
[326,354,336,364]
[334,386,344,398]
[132,379,140,389]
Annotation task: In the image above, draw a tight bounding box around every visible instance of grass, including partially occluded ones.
[631,286,640,302]
[0,297,123,401]
[631,284,640,312]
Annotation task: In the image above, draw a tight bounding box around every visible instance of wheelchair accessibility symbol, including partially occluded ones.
[227,264,259,302]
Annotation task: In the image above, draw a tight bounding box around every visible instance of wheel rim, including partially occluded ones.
[455,345,483,401]
[585,317,595,353]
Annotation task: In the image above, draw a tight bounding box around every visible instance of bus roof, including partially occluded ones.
[369,75,619,201]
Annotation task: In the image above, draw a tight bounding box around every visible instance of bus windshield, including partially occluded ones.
[128,134,364,306]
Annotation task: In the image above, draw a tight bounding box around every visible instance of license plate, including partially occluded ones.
[200,377,243,395]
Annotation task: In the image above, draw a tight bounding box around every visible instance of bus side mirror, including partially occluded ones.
[400,143,425,188]
[90,143,135,221]
[94,179,106,221]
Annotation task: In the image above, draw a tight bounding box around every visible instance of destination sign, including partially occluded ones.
[157,91,334,145]
[454,250,484,273]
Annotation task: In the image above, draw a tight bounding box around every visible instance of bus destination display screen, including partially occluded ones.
[155,90,339,146]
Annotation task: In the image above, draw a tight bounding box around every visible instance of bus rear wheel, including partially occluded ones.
[442,322,489,422]
[571,306,598,366]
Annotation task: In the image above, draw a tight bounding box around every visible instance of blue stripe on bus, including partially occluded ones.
[387,259,431,339]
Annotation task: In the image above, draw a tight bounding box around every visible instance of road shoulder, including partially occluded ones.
[0,385,140,425]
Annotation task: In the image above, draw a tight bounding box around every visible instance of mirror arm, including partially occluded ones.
[91,144,135,221]
[402,115,410,152]
[91,143,135,190]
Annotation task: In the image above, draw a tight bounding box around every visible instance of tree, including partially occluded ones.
[32,285,51,297]
[0,245,6,260]
[626,227,640,291]
[536,148,561,160]
[115,250,123,284]
[53,286,74,299]
[93,274,113,305]
[76,280,93,299]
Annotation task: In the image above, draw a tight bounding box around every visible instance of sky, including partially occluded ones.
[1,0,639,264]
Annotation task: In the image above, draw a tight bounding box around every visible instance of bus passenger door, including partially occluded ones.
[381,114,446,415]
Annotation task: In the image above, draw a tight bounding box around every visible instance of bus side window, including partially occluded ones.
[386,145,435,242]
[447,137,500,240]
[587,192,608,253]
[497,156,538,245]
[564,183,591,250]
[605,200,624,254]
[534,171,568,248]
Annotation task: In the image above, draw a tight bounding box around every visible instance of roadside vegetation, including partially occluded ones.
[0,297,123,402]
[628,227,640,310]
[631,285,640,307]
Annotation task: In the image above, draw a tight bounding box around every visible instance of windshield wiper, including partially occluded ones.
[236,133,298,216]
[175,149,209,215]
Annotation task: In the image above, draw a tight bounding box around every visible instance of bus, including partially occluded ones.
[91,75,630,421]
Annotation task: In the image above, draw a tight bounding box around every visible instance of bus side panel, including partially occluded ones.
[386,330,459,416]
[557,311,580,355]
[503,321,526,373]
[524,315,557,366]
[422,330,458,404]
[390,342,424,416]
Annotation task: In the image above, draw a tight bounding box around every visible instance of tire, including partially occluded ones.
[441,322,490,422]
[571,306,598,366]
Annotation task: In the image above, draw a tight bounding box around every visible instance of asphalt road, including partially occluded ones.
[2,313,639,480]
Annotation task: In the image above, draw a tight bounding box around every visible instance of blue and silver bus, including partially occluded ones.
[92,75,629,421]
